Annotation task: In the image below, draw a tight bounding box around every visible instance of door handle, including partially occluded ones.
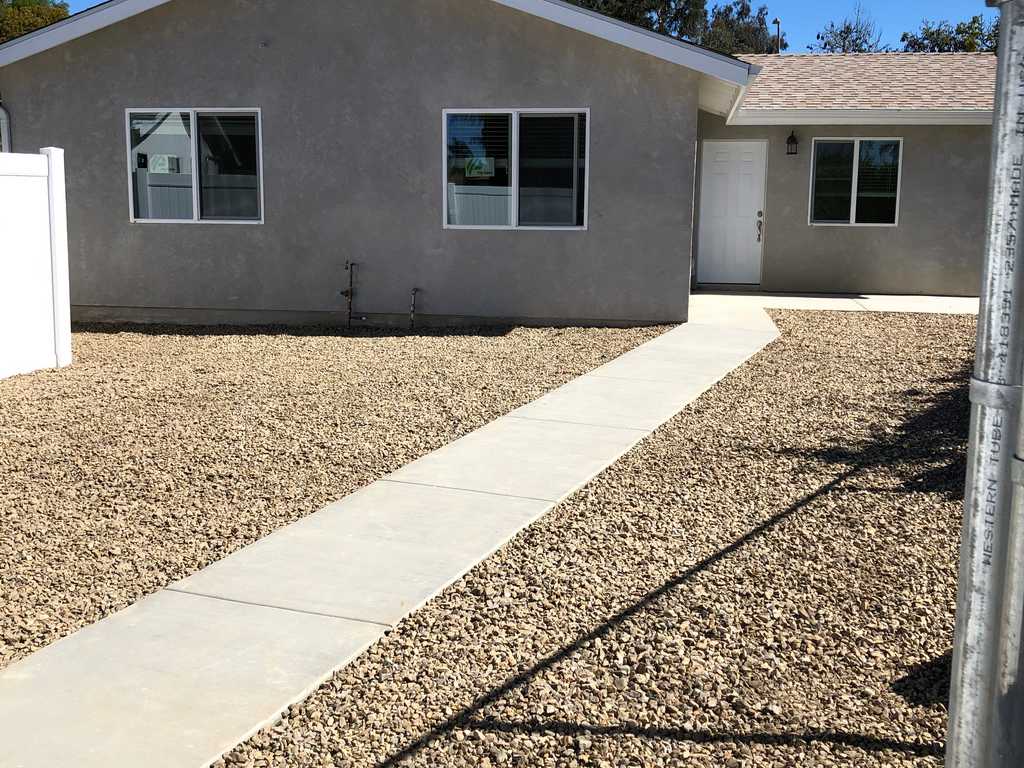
[756,218,763,243]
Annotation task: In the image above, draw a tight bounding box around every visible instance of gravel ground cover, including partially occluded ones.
[0,324,665,669]
[221,309,974,768]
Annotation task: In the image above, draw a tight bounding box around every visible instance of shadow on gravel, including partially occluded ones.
[376,463,943,766]
[373,359,970,766]
[459,718,943,759]
[892,651,953,708]
[784,363,971,502]
[72,323,515,339]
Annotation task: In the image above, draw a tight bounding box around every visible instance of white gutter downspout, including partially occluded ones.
[725,62,760,126]
[0,96,10,152]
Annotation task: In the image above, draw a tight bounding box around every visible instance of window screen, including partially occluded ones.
[855,140,901,225]
[198,114,261,221]
[129,112,195,221]
[811,141,855,224]
[518,113,586,227]
[446,114,512,226]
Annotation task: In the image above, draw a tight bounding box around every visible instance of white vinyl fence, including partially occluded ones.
[0,148,71,380]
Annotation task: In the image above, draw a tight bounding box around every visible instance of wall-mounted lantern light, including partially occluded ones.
[786,131,799,156]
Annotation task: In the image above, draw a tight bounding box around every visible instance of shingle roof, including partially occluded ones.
[738,52,996,112]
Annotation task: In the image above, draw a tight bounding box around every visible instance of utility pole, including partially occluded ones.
[772,17,781,54]
[947,2,1024,766]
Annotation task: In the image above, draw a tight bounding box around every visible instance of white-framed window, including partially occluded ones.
[443,108,589,230]
[809,137,903,226]
[125,108,264,224]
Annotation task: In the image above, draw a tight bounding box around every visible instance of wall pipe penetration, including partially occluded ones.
[341,261,357,329]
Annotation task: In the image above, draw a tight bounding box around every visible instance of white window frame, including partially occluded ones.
[808,137,903,228]
[125,107,265,225]
[442,107,591,231]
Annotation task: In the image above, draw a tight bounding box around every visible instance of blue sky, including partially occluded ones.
[759,1,997,51]
[67,0,997,52]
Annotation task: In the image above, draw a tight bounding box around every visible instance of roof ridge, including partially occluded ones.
[744,51,995,57]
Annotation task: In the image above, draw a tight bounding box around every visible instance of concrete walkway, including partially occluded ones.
[0,293,972,767]
[690,290,979,320]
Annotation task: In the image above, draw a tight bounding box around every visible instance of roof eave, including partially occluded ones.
[0,0,756,87]
[488,0,754,85]
[0,0,174,68]
[729,108,994,126]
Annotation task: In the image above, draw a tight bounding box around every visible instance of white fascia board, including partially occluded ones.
[489,0,754,86]
[730,108,993,126]
[0,0,173,67]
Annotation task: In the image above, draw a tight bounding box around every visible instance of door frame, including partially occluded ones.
[695,138,769,287]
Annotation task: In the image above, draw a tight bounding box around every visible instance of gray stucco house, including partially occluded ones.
[0,0,996,326]
[701,52,995,296]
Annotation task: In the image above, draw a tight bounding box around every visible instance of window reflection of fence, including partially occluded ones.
[447,183,511,226]
[200,173,260,220]
[519,187,574,227]
[133,171,260,220]
[133,170,192,220]
[447,185,576,227]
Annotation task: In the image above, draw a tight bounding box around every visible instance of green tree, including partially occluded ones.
[810,3,887,53]
[0,0,69,45]
[705,0,786,54]
[901,15,999,53]
[657,0,708,41]
[569,1,707,40]
[569,0,664,30]
[570,0,786,53]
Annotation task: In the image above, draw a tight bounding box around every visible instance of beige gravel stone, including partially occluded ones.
[0,323,663,669]
[221,310,972,767]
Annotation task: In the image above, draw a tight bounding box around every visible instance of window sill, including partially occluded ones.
[808,222,898,228]
[130,219,265,225]
[444,225,588,231]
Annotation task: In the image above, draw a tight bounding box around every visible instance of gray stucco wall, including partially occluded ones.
[697,111,989,296]
[0,0,700,325]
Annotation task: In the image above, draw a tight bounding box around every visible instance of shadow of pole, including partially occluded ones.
[377,466,878,766]
[892,651,952,708]
[459,717,944,759]
[375,360,970,766]
[780,365,971,502]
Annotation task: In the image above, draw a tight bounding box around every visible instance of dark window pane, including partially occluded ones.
[446,114,512,226]
[855,140,900,224]
[576,113,587,227]
[198,114,260,221]
[130,112,193,220]
[811,141,854,223]
[518,114,585,227]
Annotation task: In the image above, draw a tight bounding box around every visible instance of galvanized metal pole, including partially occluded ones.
[948,4,1024,766]
[992,456,1024,767]
[991,11,1024,742]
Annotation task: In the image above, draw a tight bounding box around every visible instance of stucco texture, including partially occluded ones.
[0,0,701,325]
[697,112,988,297]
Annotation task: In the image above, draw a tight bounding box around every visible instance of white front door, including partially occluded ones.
[697,140,767,285]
